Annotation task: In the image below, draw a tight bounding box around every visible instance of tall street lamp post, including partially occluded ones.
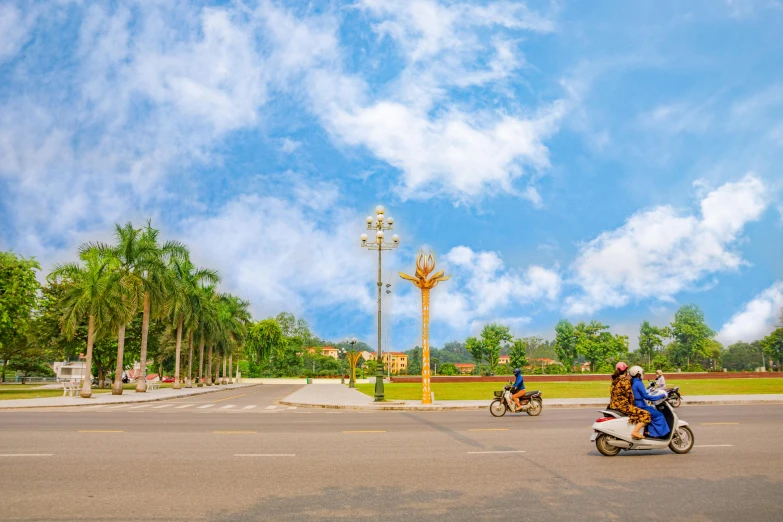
[360,205,399,402]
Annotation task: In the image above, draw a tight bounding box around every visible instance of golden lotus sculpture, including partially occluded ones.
[400,252,449,404]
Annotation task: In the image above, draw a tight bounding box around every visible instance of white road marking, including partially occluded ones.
[175,404,194,409]
[242,405,256,410]
[468,450,524,455]
[129,404,153,409]
[287,406,297,410]
[694,445,734,448]
[0,454,53,457]
[197,404,215,409]
[265,405,277,410]
[234,454,295,457]
[152,404,172,409]
[220,405,236,409]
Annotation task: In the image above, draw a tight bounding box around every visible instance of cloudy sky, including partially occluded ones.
[1,0,782,350]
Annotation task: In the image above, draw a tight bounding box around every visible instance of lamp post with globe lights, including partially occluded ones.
[360,205,400,401]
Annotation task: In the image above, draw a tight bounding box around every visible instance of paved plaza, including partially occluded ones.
[1,384,782,521]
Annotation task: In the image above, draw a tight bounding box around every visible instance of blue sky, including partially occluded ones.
[1,0,782,350]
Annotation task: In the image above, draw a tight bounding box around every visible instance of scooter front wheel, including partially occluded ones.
[669,425,694,454]
[489,399,507,417]
[670,396,682,408]
[595,434,621,457]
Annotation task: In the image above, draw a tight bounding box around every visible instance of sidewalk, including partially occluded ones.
[279,385,783,411]
[0,383,255,409]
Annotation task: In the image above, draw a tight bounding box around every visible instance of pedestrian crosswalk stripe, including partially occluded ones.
[242,405,256,410]
[175,404,194,409]
[265,405,276,410]
[129,404,152,409]
[152,404,172,409]
[107,405,128,409]
[197,404,215,409]
[220,405,235,409]
[287,406,297,410]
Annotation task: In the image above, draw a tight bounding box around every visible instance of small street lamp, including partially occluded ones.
[338,347,347,384]
[344,337,362,389]
[360,205,400,401]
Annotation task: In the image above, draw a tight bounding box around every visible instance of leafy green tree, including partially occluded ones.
[762,328,783,371]
[6,333,54,383]
[0,251,41,382]
[722,341,763,371]
[465,324,512,374]
[405,346,422,375]
[554,319,578,369]
[574,321,628,372]
[438,362,458,375]
[509,337,530,368]
[245,318,284,361]
[638,321,670,368]
[670,304,715,367]
[465,336,484,371]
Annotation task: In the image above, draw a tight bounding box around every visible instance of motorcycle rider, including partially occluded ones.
[609,362,648,440]
[629,366,670,438]
[510,368,526,411]
[654,370,667,393]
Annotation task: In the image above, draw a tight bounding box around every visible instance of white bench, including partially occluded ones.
[62,381,80,397]
[147,381,161,391]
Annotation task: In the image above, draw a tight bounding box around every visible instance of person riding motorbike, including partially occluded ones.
[629,366,670,438]
[654,370,666,393]
[608,362,648,440]
[510,368,526,411]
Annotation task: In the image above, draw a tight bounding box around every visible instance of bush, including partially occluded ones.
[544,363,568,375]
[439,363,458,376]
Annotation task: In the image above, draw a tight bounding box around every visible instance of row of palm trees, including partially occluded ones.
[49,222,250,398]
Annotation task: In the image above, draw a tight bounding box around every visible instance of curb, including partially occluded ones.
[278,398,783,411]
[0,383,258,410]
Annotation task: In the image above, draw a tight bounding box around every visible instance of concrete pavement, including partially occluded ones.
[0,383,254,409]
[279,383,783,410]
[1,385,781,521]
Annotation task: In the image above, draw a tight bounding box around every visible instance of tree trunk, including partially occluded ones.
[1,359,8,383]
[228,355,233,384]
[112,323,127,395]
[173,319,183,390]
[206,345,213,386]
[197,338,204,387]
[222,355,227,384]
[136,294,151,392]
[185,330,194,388]
[81,315,95,398]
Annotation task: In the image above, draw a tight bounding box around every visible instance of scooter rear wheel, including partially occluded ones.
[526,397,543,416]
[595,434,621,456]
[489,399,507,417]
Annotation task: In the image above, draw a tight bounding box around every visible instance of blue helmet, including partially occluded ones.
[513,367,521,376]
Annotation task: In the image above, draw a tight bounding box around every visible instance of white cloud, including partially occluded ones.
[0,2,37,63]
[279,138,302,154]
[565,174,770,315]
[718,282,783,345]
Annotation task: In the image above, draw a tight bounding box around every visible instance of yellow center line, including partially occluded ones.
[468,428,509,432]
[212,430,257,434]
[79,430,124,433]
[700,422,740,426]
[213,393,248,403]
[343,430,386,433]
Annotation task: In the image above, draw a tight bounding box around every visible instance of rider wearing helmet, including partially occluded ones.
[629,366,670,438]
[511,368,526,411]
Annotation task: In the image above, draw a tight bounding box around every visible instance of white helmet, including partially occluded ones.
[628,365,644,378]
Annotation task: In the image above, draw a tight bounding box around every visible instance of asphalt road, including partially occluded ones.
[1,385,781,521]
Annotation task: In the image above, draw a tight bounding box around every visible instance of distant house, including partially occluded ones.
[306,346,339,359]
[52,360,88,382]
[580,362,591,372]
[454,363,475,374]
[360,350,376,361]
[383,352,408,374]
[528,358,562,370]
[498,355,510,365]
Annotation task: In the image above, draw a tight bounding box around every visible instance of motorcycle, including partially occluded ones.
[590,390,694,456]
[647,380,682,408]
[490,384,543,417]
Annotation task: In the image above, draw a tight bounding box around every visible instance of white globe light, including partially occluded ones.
[376,214,384,222]
[392,234,400,243]
[375,205,385,214]
[386,217,394,225]
[366,216,373,224]
[360,233,368,241]
[376,230,384,238]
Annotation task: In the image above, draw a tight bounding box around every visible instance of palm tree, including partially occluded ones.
[168,256,219,390]
[49,250,128,398]
[214,294,251,385]
[194,285,220,387]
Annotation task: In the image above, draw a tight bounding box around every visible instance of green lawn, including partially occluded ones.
[355,378,783,401]
[0,383,175,400]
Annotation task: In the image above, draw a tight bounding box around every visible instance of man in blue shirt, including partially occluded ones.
[510,368,526,410]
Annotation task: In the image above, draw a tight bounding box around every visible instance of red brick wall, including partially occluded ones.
[390,372,782,383]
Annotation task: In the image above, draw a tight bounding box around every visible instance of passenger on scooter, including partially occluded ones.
[654,370,666,393]
[510,368,526,411]
[609,362,649,440]
[629,366,670,439]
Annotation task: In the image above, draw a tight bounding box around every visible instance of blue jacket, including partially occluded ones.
[632,377,659,407]
[513,374,525,390]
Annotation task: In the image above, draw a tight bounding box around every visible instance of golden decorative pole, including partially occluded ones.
[400,252,450,404]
